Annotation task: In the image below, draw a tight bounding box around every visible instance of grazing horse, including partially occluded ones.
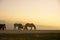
[14,23,23,30]
[24,23,36,30]
[0,24,6,30]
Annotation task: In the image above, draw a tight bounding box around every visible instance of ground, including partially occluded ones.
[0,33,60,40]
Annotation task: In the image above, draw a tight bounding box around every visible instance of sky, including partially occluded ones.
[0,0,60,30]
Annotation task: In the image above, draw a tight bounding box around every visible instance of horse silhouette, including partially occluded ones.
[14,23,36,30]
[14,23,23,30]
[24,23,36,30]
[0,24,6,30]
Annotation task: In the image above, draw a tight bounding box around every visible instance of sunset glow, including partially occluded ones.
[0,0,60,30]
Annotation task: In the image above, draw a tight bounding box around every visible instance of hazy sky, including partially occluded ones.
[0,0,60,30]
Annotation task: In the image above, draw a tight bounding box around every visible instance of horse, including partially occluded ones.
[24,23,36,30]
[0,24,6,30]
[14,23,23,30]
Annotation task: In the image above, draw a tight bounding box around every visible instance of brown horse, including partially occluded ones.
[14,23,23,30]
[0,24,6,30]
[24,23,36,30]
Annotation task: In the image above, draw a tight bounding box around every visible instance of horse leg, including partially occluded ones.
[2,27,4,30]
[14,26,16,30]
[30,27,32,30]
[34,26,36,30]
[24,26,28,30]
[18,27,20,30]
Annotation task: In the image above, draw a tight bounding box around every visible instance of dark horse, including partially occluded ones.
[24,23,36,30]
[14,23,23,30]
[0,24,6,30]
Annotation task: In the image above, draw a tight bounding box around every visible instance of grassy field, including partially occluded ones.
[0,33,60,40]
